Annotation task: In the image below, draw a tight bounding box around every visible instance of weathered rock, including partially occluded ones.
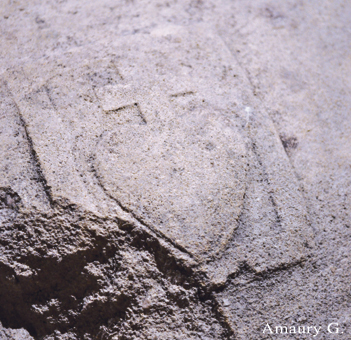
[0,0,350,339]
[0,322,33,340]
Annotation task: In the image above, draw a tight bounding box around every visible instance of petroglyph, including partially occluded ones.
[4,25,312,279]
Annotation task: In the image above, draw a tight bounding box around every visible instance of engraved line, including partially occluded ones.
[104,103,147,125]
[43,85,57,110]
[89,153,194,259]
[111,61,124,81]
[169,91,195,98]
[6,83,55,208]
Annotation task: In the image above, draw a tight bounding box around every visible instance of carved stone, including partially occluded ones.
[0,1,349,339]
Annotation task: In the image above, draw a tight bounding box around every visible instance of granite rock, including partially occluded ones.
[0,0,350,339]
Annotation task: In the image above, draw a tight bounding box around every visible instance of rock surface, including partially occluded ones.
[0,0,350,339]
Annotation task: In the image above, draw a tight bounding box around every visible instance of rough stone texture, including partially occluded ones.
[0,322,33,340]
[0,0,350,339]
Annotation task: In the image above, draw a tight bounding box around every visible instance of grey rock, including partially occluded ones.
[0,0,350,339]
[0,322,33,340]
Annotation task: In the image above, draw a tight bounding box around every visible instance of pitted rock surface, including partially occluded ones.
[0,0,350,339]
[3,27,311,275]
[94,31,248,260]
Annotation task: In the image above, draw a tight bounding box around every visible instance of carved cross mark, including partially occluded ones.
[95,78,197,125]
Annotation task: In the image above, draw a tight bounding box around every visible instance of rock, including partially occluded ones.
[0,322,33,340]
[0,0,350,339]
